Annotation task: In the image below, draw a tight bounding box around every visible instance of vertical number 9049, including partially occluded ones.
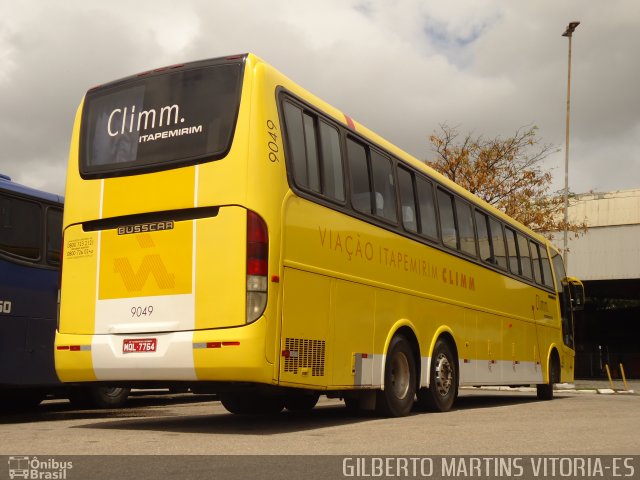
[267,120,279,162]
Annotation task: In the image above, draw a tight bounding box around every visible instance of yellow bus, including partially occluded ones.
[55,53,583,416]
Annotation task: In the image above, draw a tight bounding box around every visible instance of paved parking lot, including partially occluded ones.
[1,388,638,456]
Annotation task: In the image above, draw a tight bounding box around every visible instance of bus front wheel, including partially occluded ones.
[376,335,416,417]
[416,338,457,412]
[537,354,559,401]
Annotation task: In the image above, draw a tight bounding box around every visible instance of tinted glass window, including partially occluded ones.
[416,177,438,240]
[456,200,476,257]
[540,246,555,289]
[488,218,508,270]
[347,139,371,214]
[552,251,567,293]
[283,103,307,187]
[517,233,533,279]
[81,62,243,178]
[47,208,63,265]
[552,251,573,348]
[505,227,519,274]
[397,168,417,233]
[302,113,320,192]
[318,121,344,201]
[530,241,543,285]
[0,195,41,261]
[476,211,491,262]
[437,189,457,249]
[370,151,397,223]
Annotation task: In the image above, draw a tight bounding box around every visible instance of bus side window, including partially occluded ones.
[46,208,63,266]
[347,139,372,214]
[530,240,543,285]
[505,227,519,274]
[456,199,477,257]
[302,113,321,192]
[436,189,457,250]
[516,233,533,279]
[475,210,491,263]
[370,150,397,223]
[318,121,345,202]
[284,102,346,204]
[488,217,508,270]
[397,167,417,233]
[283,102,314,191]
[416,177,438,241]
[0,194,42,261]
[540,246,555,289]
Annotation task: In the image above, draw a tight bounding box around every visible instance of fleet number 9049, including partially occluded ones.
[131,305,154,318]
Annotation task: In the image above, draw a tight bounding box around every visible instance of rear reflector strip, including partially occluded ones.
[193,342,241,349]
[57,345,91,351]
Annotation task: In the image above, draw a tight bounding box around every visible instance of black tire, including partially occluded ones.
[416,338,457,412]
[284,392,320,412]
[91,387,130,408]
[537,355,558,401]
[220,393,284,415]
[376,335,416,417]
[343,395,360,414]
[0,389,45,410]
[69,387,130,409]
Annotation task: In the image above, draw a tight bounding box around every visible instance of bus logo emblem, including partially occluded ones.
[117,221,174,235]
[113,256,176,291]
[113,234,176,292]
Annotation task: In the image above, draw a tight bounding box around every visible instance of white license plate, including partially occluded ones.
[123,338,157,353]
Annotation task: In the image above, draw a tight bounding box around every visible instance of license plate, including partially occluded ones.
[123,338,157,353]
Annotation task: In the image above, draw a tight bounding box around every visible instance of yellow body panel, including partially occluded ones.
[59,228,99,335]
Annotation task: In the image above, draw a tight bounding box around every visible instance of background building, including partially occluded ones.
[565,189,640,378]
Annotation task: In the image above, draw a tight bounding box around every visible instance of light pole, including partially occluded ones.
[562,21,579,271]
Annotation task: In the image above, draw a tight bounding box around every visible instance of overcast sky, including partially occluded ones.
[1,0,638,196]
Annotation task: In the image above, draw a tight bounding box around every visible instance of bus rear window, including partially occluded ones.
[80,61,244,178]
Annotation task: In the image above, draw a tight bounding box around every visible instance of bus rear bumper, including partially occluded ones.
[55,321,273,384]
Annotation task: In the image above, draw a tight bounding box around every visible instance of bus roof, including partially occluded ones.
[0,174,64,205]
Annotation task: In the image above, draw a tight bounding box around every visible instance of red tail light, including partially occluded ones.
[247,211,268,275]
[246,211,268,323]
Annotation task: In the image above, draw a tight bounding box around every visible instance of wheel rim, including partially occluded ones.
[103,387,125,398]
[434,353,453,397]
[390,351,411,399]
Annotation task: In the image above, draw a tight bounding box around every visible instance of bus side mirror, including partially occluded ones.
[568,279,585,311]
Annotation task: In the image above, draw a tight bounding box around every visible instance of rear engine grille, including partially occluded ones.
[284,338,326,376]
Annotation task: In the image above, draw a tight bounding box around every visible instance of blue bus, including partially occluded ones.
[0,174,130,408]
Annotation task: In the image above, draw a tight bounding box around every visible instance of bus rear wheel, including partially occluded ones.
[416,338,457,412]
[69,387,130,409]
[0,389,46,410]
[220,393,285,415]
[284,392,320,412]
[376,335,416,417]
